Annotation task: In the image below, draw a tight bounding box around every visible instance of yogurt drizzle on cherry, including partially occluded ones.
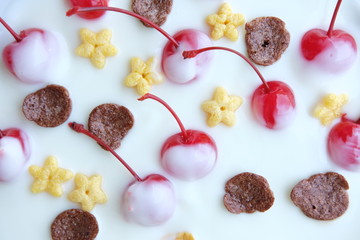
[183,47,296,130]
[66,6,213,84]
[68,122,176,226]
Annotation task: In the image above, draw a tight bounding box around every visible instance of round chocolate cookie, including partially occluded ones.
[22,84,72,127]
[88,103,134,150]
[245,16,290,66]
[131,0,173,27]
[290,172,349,220]
[51,209,98,240]
[223,172,274,214]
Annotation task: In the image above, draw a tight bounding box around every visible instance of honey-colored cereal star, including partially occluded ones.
[202,87,243,127]
[28,156,74,197]
[313,93,348,125]
[68,173,107,211]
[124,57,163,95]
[206,3,245,41]
[176,232,195,240]
[76,28,118,69]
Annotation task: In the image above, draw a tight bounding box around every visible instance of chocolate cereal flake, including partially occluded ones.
[22,84,72,127]
[51,209,99,240]
[290,172,349,220]
[223,172,274,214]
[245,16,290,66]
[131,0,173,27]
[88,103,134,150]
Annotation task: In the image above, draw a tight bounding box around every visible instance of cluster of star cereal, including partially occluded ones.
[313,93,348,126]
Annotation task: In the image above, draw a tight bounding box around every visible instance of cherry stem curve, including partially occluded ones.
[327,0,342,37]
[68,122,143,182]
[0,18,23,42]
[183,47,270,91]
[66,6,179,48]
[138,93,188,139]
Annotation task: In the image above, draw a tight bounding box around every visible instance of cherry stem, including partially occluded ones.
[68,122,143,182]
[327,0,342,37]
[138,93,188,139]
[183,47,270,91]
[0,17,23,42]
[66,6,179,48]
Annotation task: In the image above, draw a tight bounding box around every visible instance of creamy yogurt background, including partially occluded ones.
[0,0,360,239]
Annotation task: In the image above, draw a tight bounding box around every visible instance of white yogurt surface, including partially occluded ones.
[0,0,360,239]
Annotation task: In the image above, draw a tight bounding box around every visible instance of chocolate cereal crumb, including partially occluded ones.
[245,16,290,66]
[131,0,173,27]
[290,172,349,220]
[223,172,274,214]
[88,103,134,150]
[51,209,98,240]
[22,84,72,127]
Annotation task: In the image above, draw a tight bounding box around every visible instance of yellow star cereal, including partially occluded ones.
[313,93,348,125]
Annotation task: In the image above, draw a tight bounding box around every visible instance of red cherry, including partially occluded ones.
[0,18,69,84]
[68,122,176,226]
[66,6,213,84]
[300,0,357,72]
[183,47,296,130]
[69,0,109,19]
[138,93,217,181]
[327,116,360,171]
[0,128,31,182]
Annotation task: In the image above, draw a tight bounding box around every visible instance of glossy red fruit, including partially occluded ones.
[0,128,31,182]
[300,0,357,72]
[161,29,213,84]
[70,0,109,19]
[139,94,217,181]
[251,81,296,130]
[328,117,360,171]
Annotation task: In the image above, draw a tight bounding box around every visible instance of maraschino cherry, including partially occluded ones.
[0,128,31,182]
[0,18,69,84]
[301,0,357,73]
[69,0,109,19]
[66,6,213,84]
[327,115,360,171]
[138,93,217,181]
[183,47,296,130]
[68,122,176,226]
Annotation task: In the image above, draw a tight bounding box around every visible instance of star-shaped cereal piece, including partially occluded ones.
[124,57,163,95]
[313,93,348,125]
[76,28,118,69]
[176,232,195,240]
[202,87,243,127]
[68,173,107,211]
[206,3,245,41]
[28,156,74,197]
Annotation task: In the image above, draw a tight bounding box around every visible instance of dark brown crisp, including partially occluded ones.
[290,172,349,221]
[245,16,290,66]
[88,103,134,150]
[51,209,99,240]
[131,0,173,27]
[223,172,275,214]
[22,84,72,127]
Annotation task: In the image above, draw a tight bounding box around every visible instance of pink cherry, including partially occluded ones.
[69,122,176,226]
[0,18,69,84]
[251,81,296,130]
[328,117,360,171]
[139,94,217,181]
[183,47,296,130]
[69,0,109,19]
[0,128,31,182]
[300,0,357,73]
[161,130,217,181]
[161,29,213,84]
[123,174,176,226]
